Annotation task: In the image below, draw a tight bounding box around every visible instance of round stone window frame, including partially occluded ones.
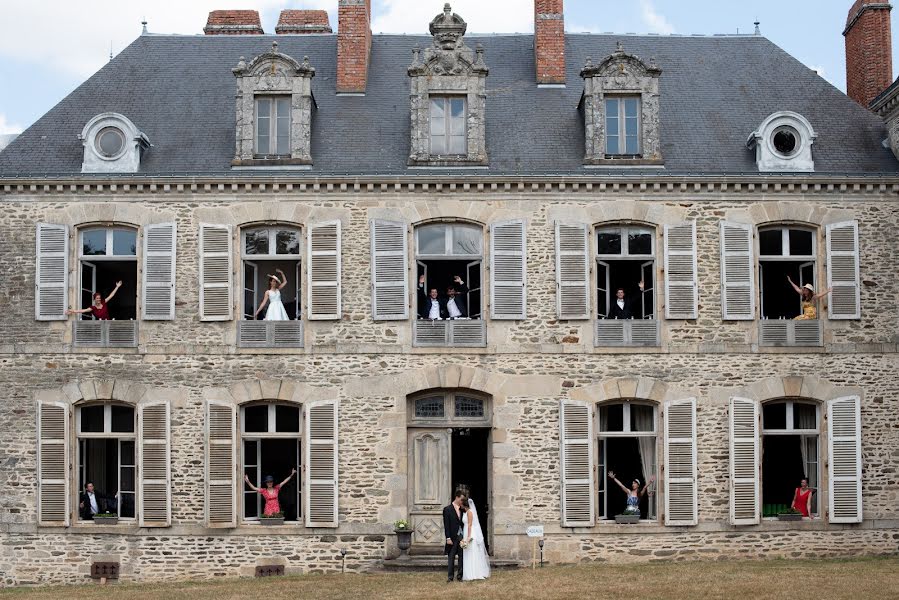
[771,125,801,158]
[80,112,143,164]
[95,126,127,160]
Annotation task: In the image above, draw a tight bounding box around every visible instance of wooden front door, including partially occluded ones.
[408,428,451,550]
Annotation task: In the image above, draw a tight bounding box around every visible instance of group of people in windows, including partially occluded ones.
[417,274,470,320]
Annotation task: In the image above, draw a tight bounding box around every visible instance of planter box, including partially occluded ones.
[260,517,285,526]
[92,516,119,525]
[777,513,803,521]
[614,514,641,524]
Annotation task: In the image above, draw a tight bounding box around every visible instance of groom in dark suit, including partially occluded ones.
[443,489,466,582]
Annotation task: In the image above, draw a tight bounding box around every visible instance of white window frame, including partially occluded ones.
[254,95,291,157]
[596,401,658,521]
[75,403,137,521]
[79,227,139,260]
[758,225,818,319]
[429,95,467,156]
[241,226,302,320]
[760,400,821,517]
[595,225,657,320]
[604,96,642,156]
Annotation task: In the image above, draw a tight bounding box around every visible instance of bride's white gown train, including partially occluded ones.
[462,499,491,581]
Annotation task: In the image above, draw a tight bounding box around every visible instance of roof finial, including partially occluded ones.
[616,41,624,53]
[444,3,452,17]
[109,41,113,61]
[272,41,279,54]
[141,17,148,35]
[754,20,761,36]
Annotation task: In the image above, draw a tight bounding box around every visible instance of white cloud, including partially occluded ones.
[0,114,23,135]
[371,0,533,34]
[639,0,675,35]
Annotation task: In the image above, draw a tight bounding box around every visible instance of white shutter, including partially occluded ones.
[142,223,177,320]
[560,400,594,527]
[206,401,236,528]
[555,222,590,320]
[37,401,69,525]
[664,398,697,526]
[490,219,527,320]
[35,223,69,321]
[828,395,862,523]
[664,221,698,319]
[719,221,755,320]
[308,221,342,321]
[139,401,171,527]
[729,397,759,525]
[370,220,408,321]
[305,400,339,528]
[826,221,860,320]
[199,224,233,321]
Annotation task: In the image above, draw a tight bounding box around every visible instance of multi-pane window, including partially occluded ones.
[597,402,658,520]
[241,226,302,320]
[78,227,138,320]
[605,97,640,156]
[429,96,466,155]
[414,397,445,419]
[76,404,137,520]
[255,96,291,157]
[758,226,817,319]
[241,403,302,521]
[416,223,483,320]
[761,401,819,516]
[595,226,655,319]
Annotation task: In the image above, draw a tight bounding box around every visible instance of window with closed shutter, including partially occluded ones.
[206,401,236,527]
[555,222,590,320]
[139,401,171,527]
[560,400,594,527]
[142,223,176,320]
[35,223,69,321]
[664,398,697,526]
[370,220,409,321]
[490,220,526,320]
[729,397,760,525]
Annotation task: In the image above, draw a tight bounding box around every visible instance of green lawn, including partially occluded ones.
[2,557,898,599]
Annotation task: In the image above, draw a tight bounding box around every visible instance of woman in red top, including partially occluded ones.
[791,477,814,518]
[244,469,296,516]
[66,281,123,320]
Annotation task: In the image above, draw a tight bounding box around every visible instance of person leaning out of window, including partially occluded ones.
[791,477,814,518]
[606,280,644,319]
[66,281,123,320]
[417,274,468,320]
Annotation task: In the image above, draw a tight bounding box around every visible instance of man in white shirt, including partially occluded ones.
[606,280,645,319]
[444,276,468,319]
[418,274,445,320]
[79,482,101,520]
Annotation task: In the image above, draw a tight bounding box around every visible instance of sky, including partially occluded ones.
[0,0,897,135]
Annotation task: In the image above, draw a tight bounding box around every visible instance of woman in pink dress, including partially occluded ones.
[244,469,296,516]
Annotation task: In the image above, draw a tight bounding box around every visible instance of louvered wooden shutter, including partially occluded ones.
[37,401,69,525]
[664,221,698,319]
[490,219,527,320]
[560,400,594,527]
[142,223,177,320]
[555,222,590,320]
[664,398,697,526]
[729,397,759,525]
[308,221,342,320]
[35,223,69,321]
[370,220,408,321]
[828,395,862,523]
[199,224,233,321]
[306,400,339,527]
[206,401,236,528]
[826,221,860,320]
[139,401,171,527]
[719,221,755,320]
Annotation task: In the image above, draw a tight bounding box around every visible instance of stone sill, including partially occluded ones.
[585,158,665,167]
[534,518,899,536]
[232,158,312,167]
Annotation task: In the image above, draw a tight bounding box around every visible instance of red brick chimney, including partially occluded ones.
[204,10,264,35]
[276,10,333,34]
[535,0,565,85]
[337,0,372,93]
[844,1,893,107]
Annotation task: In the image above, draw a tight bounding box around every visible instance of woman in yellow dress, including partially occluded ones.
[786,276,832,320]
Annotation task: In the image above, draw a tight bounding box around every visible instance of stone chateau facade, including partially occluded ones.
[0,0,898,587]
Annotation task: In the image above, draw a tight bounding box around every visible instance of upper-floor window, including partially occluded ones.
[416,223,483,321]
[76,227,138,321]
[430,96,467,156]
[255,96,291,158]
[241,226,301,321]
[758,225,817,320]
[605,97,641,156]
[76,403,137,521]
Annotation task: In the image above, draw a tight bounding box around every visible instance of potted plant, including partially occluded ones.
[777,507,803,521]
[259,512,285,526]
[394,519,413,557]
[92,512,119,525]
[614,512,641,524]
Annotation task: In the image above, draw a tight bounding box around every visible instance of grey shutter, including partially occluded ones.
[370,220,408,321]
[729,396,760,525]
[664,398,697,526]
[142,223,177,320]
[37,401,69,525]
[664,221,698,319]
[555,222,590,320]
[35,223,69,320]
[490,219,527,320]
[560,400,594,527]
[206,401,236,528]
[826,221,860,320]
[719,221,755,320]
[199,224,233,321]
[308,221,342,321]
[828,395,862,523]
[306,400,339,528]
[139,401,171,527]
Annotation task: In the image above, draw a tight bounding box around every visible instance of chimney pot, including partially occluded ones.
[844,1,893,107]
[204,10,264,35]
[534,0,566,85]
[276,10,333,34]
[337,0,372,93]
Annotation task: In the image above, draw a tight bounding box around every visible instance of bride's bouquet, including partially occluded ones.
[459,539,470,549]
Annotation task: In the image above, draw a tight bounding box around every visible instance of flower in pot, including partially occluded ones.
[259,512,285,525]
[92,512,118,525]
[393,519,413,556]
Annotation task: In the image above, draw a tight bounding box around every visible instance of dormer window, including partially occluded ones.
[430,96,467,156]
[747,112,816,172]
[255,96,291,157]
[605,96,641,156]
[80,113,149,174]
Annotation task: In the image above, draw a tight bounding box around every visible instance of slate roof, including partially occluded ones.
[1,31,896,177]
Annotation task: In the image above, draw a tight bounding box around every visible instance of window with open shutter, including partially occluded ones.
[35,223,69,321]
[490,219,527,320]
[305,400,338,527]
[664,398,697,526]
[664,221,698,319]
[560,400,594,527]
[38,401,69,525]
[826,221,860,320]
[199,224,233,321]
[143,223,177,320]
[308,221,341,320]
[370,220,408,321]
[206,401,236,528]
[139,401,171,527]
[719,221,755,320]
[555,222,590,320]
[828,395,862,523]
[729,397,759,525]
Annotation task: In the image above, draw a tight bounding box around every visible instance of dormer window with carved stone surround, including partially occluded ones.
[579,43,663,166]
[232,42,316,168]
[408,4,489,167]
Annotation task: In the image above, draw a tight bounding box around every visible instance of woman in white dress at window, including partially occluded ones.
[461,498,490,580]
[254,270,290,321]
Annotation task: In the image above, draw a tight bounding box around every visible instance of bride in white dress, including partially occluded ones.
[254,270,290,321]
[462,498,490,581]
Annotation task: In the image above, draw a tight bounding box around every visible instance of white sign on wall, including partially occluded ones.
[526,525,544,538]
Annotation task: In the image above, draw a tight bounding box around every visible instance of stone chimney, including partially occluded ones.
[204,10,264,35]
[844,1,893,107]
[535,0,565,85]
[276,10,333,34]
[337,0,372,93]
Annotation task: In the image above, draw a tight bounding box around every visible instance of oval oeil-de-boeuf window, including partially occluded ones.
[772,126,799,157]
[96,127,126,158]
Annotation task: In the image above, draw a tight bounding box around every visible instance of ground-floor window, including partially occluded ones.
[597,402,658,520]
[241,403,302,521]
[76,403,136,520]
[761,400,819,516]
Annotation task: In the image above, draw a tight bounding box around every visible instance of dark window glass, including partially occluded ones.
[597,231,622,255]
[120,492,136,518]
[773,129,797,155]
[759,229,783,256]
[415,397,445,419]
[628,232,652,255]
[276,230,300,255]
[793,403,817,430]
[244,230,269,255]
[275,405,301,433]
[630,404,655,432]
[600,403,624,432]
[111,405,134,433]
[80,405,104,432]
[120,440,135,465]
[454,396,485,418]
[789,229,814,257]
[763,402,787,430]
[120,467,135,491]
[244,440,257,465]
[82,230,106,256]
[112,229,137,256]
[244,405,269,433]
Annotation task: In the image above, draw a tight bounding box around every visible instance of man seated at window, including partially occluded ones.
[606,281,644,319]
[417,275,468,320]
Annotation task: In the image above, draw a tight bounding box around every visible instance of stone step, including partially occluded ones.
[382,555,522,572]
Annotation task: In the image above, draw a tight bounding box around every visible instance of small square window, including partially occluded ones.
[415,397,445,419]
[454,396,484,418]
[629,404,655,432]
[276,230,300,255]
[244,230,270,255]
[627,232,652,256]
[275,405,300,433]
[793,403,817,430]
[112,230,137,256]
[244,405,269,433]
[111,406,134,433]
[80,405,104,433]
